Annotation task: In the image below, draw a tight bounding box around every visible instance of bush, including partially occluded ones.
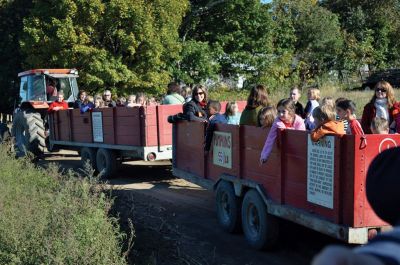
[0,146,127,265]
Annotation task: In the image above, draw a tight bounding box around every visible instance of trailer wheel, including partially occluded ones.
[215,180,241,233]
[81,147,97,171]
[242,189,279,250]
[12,111,46,157]
[96,148,117,178]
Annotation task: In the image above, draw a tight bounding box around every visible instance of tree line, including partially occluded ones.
[0,0,399,111]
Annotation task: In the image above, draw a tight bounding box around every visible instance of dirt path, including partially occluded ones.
[41,151,343,265]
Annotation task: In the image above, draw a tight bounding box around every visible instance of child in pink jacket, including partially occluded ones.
[260,98,306,164]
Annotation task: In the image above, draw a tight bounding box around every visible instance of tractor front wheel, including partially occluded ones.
[12,111,46,157]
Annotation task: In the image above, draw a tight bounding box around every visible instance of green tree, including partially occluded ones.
[21,0,189,95]
[322,0,400,70]
[173,40,220,84]
[180,0,275,84]
[0,0,32,112]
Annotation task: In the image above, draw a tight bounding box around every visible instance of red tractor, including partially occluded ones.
[12,69,79,156]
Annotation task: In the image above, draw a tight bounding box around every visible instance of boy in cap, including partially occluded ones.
[312,147,400,265]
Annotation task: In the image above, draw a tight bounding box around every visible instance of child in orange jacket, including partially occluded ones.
[310,105,345,142]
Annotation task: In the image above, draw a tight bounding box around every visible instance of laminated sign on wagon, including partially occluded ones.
[307,135,335,209]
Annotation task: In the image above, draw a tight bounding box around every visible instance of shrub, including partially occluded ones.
[0,146,127,265]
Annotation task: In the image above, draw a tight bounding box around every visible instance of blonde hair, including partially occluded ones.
[313,105,336,123]
[85,95,94,103]
[308,87,321,101]
[371,81,396,108]
[371,117,389,134]
[321,97,334,108]
[94,95,104,108]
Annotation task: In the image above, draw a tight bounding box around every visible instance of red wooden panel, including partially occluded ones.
[115,106,141,117]
[73,134,93,142]
[93,108,113,117]
[144,125,158,146]
[102,117,114,126]
[115,107,142,146]
[339,135,356,226]
[207,124,240,182]
[70,109,92,142]
[281,130,341,223]
[140,106,158,146]
[103,123,115,144]
[348,134,400,227]
[103,134,114,144]
[157,105,183,146]
[55,110,71,141]
[240,125,282,203]
[175,122,206,178]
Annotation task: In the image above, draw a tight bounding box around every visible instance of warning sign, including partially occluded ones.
[307,135,335,209]
[213,131,232,169]
[92,112,104,143]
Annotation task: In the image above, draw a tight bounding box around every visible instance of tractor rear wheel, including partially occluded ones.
[12,111,46,157]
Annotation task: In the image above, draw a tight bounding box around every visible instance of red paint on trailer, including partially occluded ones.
[157,105,183,146]
[114,107,141,146]
[173,122,400,233]
[70,109,92,143]
[240,125,282,203]
[175,121,206,178]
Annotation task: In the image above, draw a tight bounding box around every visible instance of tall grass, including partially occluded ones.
[209,82,400,116]
[0,145,127,265]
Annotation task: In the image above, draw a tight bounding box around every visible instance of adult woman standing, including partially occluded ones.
[361,81,397,134]
[239,84,270,126]
[183,85,208,122]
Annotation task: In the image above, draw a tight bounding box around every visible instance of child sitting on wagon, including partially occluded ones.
[205,100,227,152]
[304,87,320,131]
[310,105,345,142]
[371,117,389,134]
[260,98,305,164]
[80,95,95,113]
[224,101,242,125]
[336,100,364,135]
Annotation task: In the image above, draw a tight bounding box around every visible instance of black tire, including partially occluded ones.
[81,147,97,171]
[241,189,279,250]
[96,148,117,178]
[215,180,241,233]
[12,111,46,157]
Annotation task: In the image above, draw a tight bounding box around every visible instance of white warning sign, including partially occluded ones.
[307,135,335,209]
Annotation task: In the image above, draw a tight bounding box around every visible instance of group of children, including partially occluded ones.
[259,86,385,165]
[72,90,156,113]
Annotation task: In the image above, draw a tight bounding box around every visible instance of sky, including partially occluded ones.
[261,0,272,3]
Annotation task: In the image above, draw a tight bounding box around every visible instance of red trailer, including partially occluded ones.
[172,121,396,249]
[47,101,247,178]
[48,104,182,177]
